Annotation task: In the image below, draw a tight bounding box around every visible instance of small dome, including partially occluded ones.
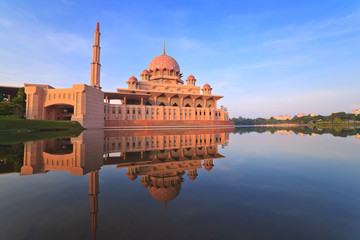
[149,55,180,72]
[128,76,138,82]
[141,69,150,75]
[203,83,211,89]
[128,175,138,181]
[187,75,195,79]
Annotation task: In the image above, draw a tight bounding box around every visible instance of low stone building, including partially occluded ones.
[277,114,292,120]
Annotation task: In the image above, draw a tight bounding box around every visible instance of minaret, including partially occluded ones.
[163,40,165,55]
[89,169,99,240]
[90,22,101,90]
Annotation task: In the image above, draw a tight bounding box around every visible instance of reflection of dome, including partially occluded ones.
[149,185,181,202]
[128,76,138,82]
[188,175,196,181]
[204,165,213,171]
[148,55,180,72]
[128,175,138,181]
[141,181,150,187]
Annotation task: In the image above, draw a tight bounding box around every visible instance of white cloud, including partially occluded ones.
[45,32,92,56]
[262,10,360,49]
[0,18,13,28]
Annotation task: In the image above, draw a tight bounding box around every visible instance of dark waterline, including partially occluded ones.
[0,127,359,240]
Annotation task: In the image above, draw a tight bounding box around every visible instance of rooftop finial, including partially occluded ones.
[163,40,165,55]
[96,22,99,32]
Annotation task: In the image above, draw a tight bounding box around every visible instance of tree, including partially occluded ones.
[220,105,228,111]
[0,94,4,102]
[332,118,343,124]
[0,101,16,117]
[11,87,26,112]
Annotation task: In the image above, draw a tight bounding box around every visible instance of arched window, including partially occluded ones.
[145,102,152,106]
[159,102,166,106]
[197,104,202,108]
[185,103,191,107]
[172,103,178,106]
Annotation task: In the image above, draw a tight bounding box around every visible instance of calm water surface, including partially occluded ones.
[1,127,360,240]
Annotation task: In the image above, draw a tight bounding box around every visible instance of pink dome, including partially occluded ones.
[141,69,149,75]
[203,83,211,89]
[128,76,138,82]
[187,75,195,79]
[148,55,180,72]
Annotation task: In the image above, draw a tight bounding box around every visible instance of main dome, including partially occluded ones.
[148,54,180,72]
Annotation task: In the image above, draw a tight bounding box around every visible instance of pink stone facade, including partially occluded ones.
[24,23,233,128]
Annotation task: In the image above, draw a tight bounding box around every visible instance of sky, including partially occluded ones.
[0,0,359,118]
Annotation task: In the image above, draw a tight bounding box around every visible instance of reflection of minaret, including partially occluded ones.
[90,22,101,90]
[89,170,99,240]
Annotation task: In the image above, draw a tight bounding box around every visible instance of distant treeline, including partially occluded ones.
[231,112,360,125]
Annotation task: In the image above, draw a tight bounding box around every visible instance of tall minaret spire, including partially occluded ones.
[90,22,101,90]
[163,40,165,55]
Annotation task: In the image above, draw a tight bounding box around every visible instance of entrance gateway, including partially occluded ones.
[25,23,234,129]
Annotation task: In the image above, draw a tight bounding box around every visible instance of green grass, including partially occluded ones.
[0,118,84,145]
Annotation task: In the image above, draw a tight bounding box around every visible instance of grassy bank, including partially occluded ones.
[0,118,84,145]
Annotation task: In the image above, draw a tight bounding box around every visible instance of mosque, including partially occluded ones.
[24,23,233,128]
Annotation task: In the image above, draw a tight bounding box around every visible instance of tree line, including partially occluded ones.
[231,112,360,125]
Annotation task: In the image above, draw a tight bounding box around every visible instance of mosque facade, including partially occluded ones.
[24,23,233,128]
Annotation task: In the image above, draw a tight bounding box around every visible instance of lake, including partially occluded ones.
[1,127,360,240]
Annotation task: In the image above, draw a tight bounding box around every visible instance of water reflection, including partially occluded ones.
[2,126,360,239]
[233,125,360,137]
[19,128,232,239]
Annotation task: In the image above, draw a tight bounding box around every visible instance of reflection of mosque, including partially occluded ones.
[20,128,232,239]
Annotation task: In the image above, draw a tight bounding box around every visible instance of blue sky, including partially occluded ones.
[0,0,359,118]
